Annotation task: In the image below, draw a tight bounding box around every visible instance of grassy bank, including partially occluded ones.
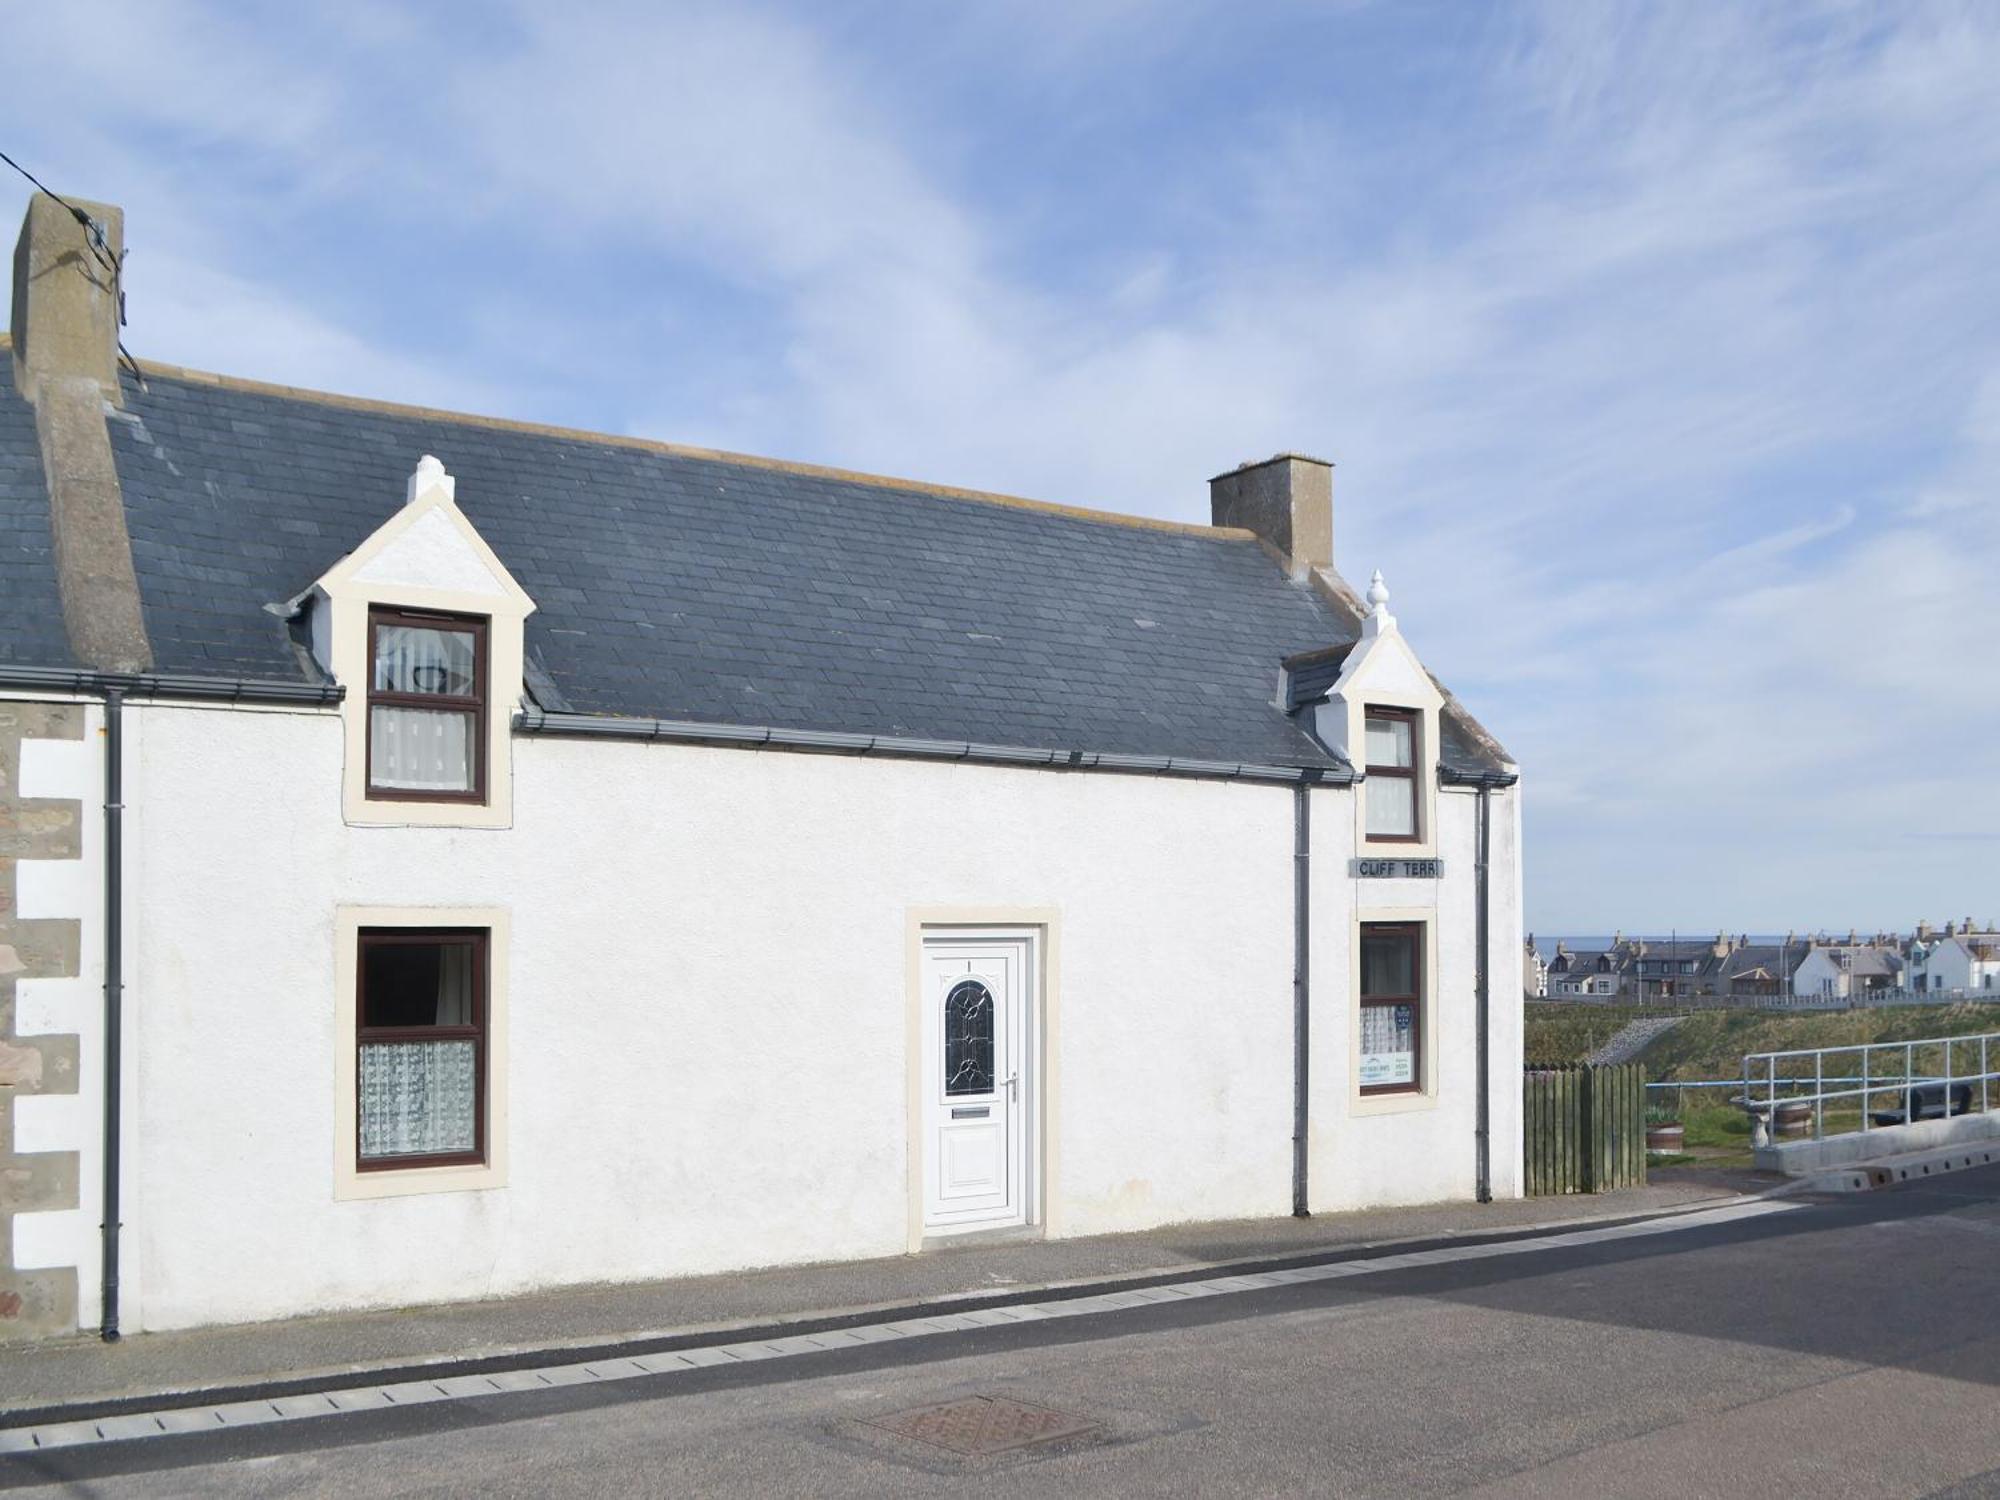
[1526,1000,2000,1079]
[1527,1001,2000,1166]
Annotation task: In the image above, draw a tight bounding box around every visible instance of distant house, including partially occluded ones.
[1546,944,1620,998]
[1627,937,1730,1001]
[1790,940,1905,1001]
[1719,937,1809,999]
[1550,933,1732,1003]
[1524,937,1548,998]
[1913,922,2000,994]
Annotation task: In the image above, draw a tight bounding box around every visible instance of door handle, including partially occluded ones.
[1005,1073,1019,1102]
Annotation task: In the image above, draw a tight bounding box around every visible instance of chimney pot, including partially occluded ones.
[1209,453,1332,578]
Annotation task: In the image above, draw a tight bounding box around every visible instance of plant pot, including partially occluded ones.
[1775,1100,1813,1138]
[1646,1123,1684,1153]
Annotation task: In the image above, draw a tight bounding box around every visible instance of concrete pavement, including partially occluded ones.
[7,1162,2000,1495]
[0,1169,1755,1413]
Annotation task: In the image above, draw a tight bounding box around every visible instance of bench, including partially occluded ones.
[1869,1083,1974,1128]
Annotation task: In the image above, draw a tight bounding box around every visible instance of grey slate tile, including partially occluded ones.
[0,362,1507,772]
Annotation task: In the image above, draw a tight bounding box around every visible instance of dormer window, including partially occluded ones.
[367,607,487,801]
[311,457,533,829]
[1363,707,1419,842]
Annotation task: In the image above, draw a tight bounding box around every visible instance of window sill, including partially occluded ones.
[1357,840,1439,863]
[344,798,513,831]
[335,1157,506,1201]
[1348,1088,1439,1118]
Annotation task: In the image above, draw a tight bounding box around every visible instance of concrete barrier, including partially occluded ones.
[1754,1110,2000,1175]
[1800,1139,2000,1193]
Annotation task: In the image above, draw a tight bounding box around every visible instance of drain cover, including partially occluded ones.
[864,1395,1098,1456]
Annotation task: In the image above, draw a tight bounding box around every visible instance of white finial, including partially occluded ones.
[1363,568,1396,636]
[407,454,456,506]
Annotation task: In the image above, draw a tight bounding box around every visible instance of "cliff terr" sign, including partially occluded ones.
[1351,858,1444,879]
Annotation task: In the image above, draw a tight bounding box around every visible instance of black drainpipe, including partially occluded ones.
[1292,774,1315,1217]
[0,667,343,1341]
[1473,781,1492,1205]
[101,687,125,1340]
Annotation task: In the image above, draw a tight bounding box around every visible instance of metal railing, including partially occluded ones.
[1767,985,2000,1011]
[1739,1029,2000,1143]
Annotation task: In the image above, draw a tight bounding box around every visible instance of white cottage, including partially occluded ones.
[0,195,1522,1341]
[1788,941,1904,1002]
[1912,926,2000,996]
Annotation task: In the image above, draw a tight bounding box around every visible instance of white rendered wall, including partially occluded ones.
[126,703,1522,1330]
[129,705,1307,1329]
[1790,950,1844,998]
[1927,941,1971,993]
[1305,781,1523,1213]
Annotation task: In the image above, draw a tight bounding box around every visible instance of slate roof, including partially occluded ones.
[0,355,1511,774]
[1281,645,1354,710]
[1630,940,1727,975]
[1548,949,1615,973]
[1813,946,1903,978]
[1721,944,1808,984]
[0,371,70,666]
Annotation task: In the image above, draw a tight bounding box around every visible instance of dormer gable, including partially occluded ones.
[1302,572,1446,856]
[316,455,534,613]
[304,456,535,829]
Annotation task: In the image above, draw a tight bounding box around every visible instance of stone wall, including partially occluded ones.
[0,700,83,1340]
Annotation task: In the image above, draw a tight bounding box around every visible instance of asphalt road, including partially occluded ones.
[9,1167,2000,1498]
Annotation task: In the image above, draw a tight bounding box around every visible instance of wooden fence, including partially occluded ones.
[1523,1063,1647,1196]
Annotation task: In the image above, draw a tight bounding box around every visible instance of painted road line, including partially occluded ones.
[0,1198,1800,1457]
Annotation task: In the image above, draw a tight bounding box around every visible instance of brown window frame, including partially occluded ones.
[1360,921,1423,1096]
[355,927,488,1172]
[364,606,489,805]
[1363,705,1421,844]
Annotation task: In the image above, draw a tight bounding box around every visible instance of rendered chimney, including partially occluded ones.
[1209,453,1332,578]
[8,192,150,670]
[11,193,124,406]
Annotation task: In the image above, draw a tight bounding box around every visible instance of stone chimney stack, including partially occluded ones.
[1209,454,1332,579]
[12,193,124,406]
[8,191,150,671]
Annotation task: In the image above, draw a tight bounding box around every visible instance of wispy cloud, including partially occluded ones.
[3,0,1996,930]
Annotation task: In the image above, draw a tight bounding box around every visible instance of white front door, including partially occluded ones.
[921,935,1033,1233]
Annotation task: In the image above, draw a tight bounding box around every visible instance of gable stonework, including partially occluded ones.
[0,700,83,1341]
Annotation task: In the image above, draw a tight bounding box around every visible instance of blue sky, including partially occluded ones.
[6,1,1997,933]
